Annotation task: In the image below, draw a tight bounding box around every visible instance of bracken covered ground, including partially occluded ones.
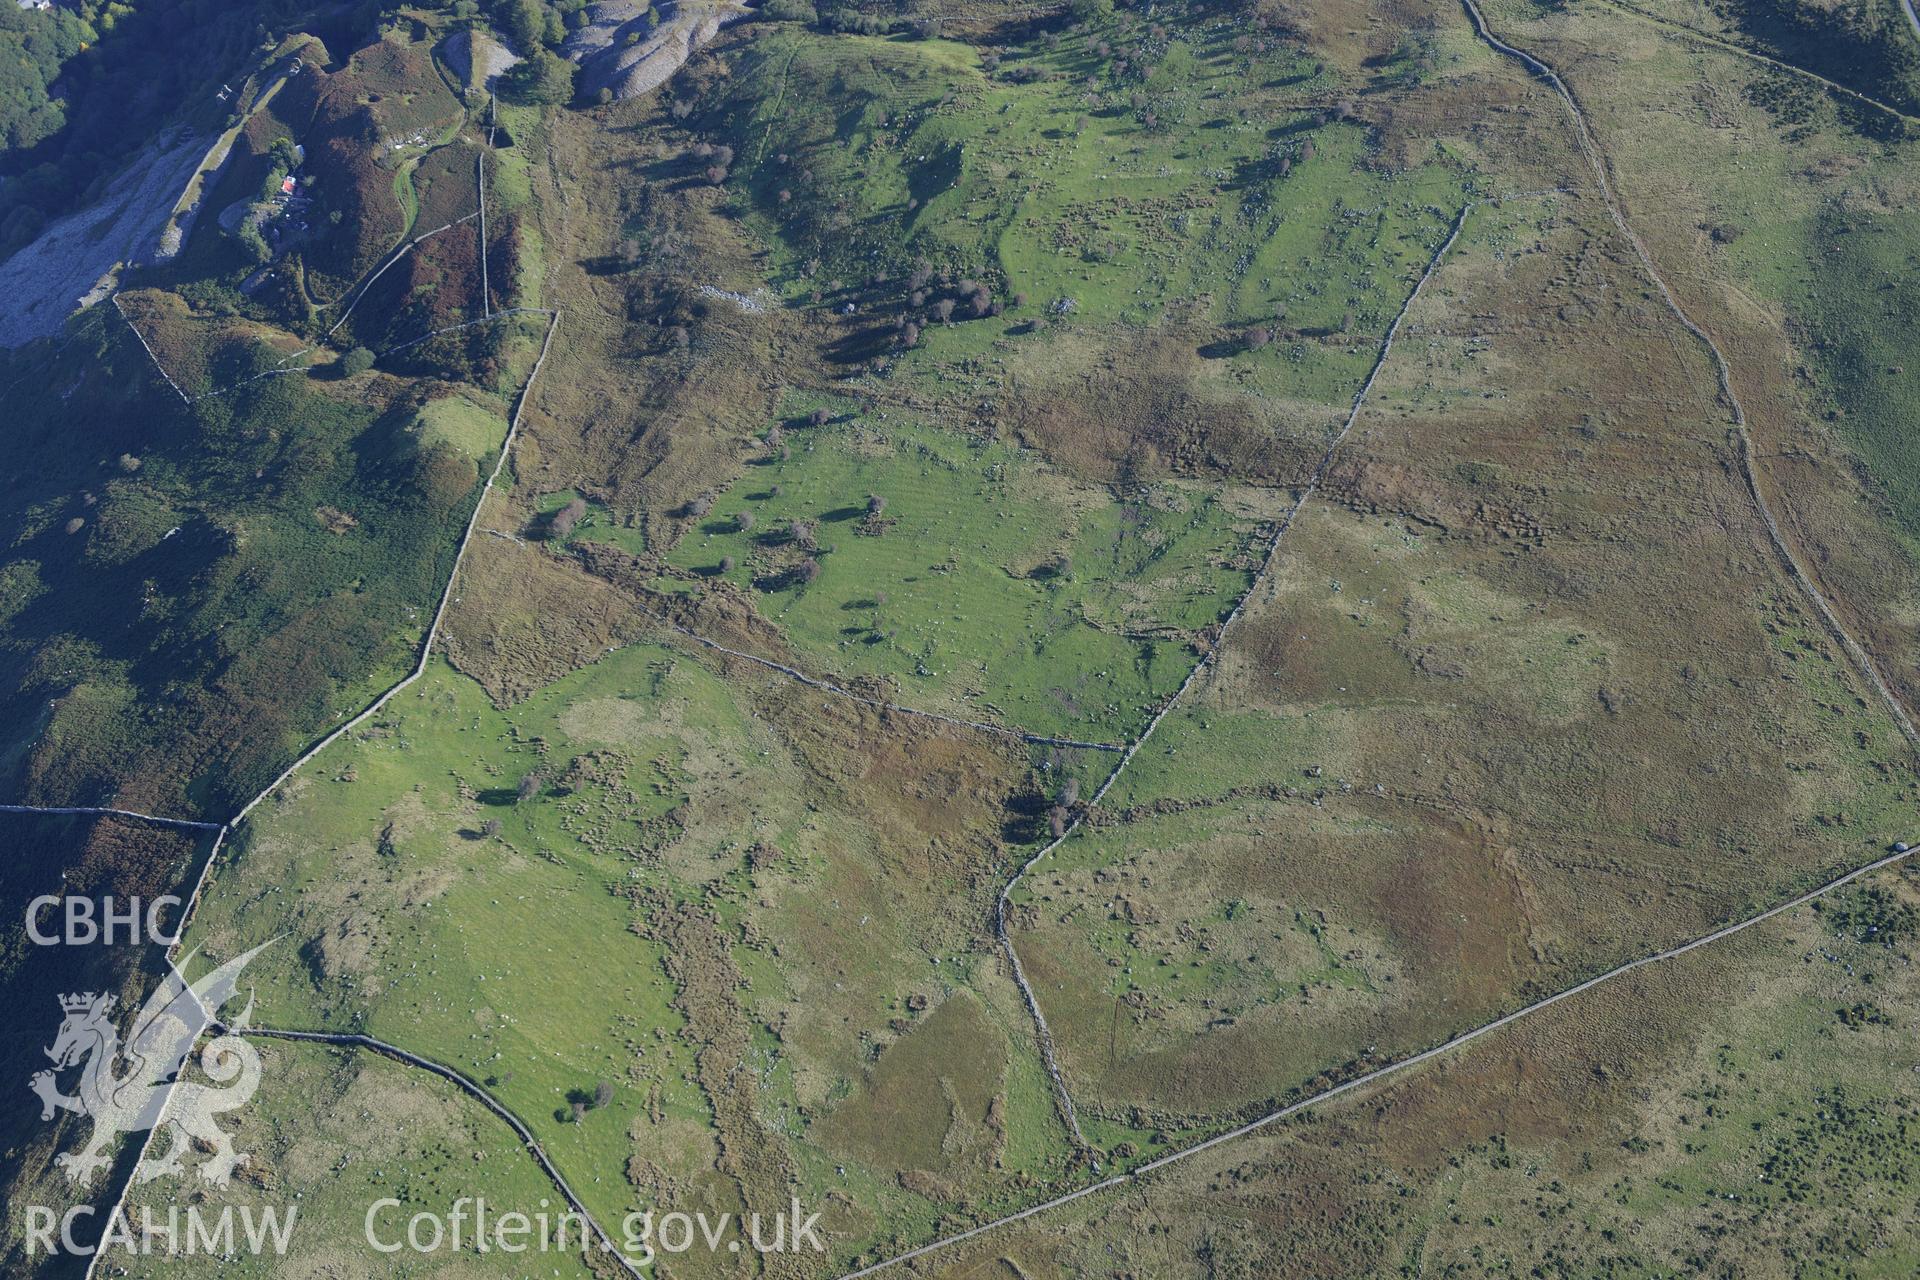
[7,0,1920,1275]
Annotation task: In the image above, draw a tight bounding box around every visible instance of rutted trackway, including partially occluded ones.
[1458,0,1920,748]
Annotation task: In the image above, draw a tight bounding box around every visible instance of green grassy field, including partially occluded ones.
[122,1039,598,1279]
[713,20,1469,404]
[664,415,1257,742]
[178,647,745,1232]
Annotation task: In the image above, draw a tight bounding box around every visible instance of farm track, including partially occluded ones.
[998,198,1482,1149]
[831,842,1920,1279]
[35,2,1920,1268]
[1590,0,1917,124]
[824,6,1920,1272]
[220,1024,645,1278]
[1459,0,1920,748]
[118,90,494,400]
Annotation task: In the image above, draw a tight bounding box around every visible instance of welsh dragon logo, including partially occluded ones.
[30,942,272,1189]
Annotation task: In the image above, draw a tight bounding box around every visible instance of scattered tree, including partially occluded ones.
[548,496,588,539]
[339,346,376,378]
[593,1080,614,1110]
[736,510,755,532]
[502,48,577,106]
